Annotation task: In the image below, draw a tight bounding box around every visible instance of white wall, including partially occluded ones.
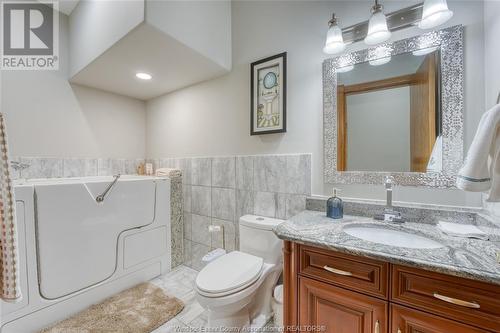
[2,13,146,158]
[69,0,145,77]
[146,0,232,70]
[347,87,411,172]
[484,0,500,109]
[146,0,485,207]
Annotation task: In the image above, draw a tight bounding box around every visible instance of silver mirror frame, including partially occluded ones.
[323,25,464,188]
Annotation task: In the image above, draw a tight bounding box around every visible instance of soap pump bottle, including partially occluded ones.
[327,188,343,219]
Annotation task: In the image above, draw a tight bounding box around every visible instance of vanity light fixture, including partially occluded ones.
[326,1,454,53]
[418,0,453,30]
[364,0,391,46]
[323,13,346,55]
[135,72,152,80]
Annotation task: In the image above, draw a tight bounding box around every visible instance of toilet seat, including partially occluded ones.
[195,251,264,297]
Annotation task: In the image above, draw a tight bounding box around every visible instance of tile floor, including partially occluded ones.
[151,265,278,333]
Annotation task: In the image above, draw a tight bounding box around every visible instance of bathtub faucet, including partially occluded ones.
[11,161,30,172]
[96,174,121,203]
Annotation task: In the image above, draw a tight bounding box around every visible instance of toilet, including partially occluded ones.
[195,215,284,330]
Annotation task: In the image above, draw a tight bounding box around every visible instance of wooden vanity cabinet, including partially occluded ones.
[284,242,500,333]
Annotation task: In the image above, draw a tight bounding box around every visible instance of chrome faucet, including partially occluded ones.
[374,176,404,223]
[11,161,30,172]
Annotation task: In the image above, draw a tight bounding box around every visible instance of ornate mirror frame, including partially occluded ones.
[323,25,464,188]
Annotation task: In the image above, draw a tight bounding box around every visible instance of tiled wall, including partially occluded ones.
[10,157,145,179]
[153,154,312,270]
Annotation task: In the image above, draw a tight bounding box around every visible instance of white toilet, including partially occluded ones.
[195,215,284,330]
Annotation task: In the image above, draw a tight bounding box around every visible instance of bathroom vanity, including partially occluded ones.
[275,209,500,333]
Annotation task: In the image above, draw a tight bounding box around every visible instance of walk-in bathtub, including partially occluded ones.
[1,176,171,332]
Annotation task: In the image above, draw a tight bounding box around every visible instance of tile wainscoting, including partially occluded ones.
[10,157,146,179]
[151,154,312,270]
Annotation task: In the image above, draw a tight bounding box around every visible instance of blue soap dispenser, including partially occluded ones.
[327,188,343,219]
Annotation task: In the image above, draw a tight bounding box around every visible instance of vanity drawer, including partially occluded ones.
[391,265,500,332]
[299,245,389,299]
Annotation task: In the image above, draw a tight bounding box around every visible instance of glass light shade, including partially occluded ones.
[336,65,354,73]
[369,56,391,66]
[418,0,453,29]
[323,24,346,54]
[364,11,391,45]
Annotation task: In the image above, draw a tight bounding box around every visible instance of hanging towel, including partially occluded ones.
[0,113,21,301]
[457,103,500,201]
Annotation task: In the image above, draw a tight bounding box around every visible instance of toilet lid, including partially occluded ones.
[195,251,263,294]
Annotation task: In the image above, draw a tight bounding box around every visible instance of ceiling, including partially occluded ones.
[69,23,229,100]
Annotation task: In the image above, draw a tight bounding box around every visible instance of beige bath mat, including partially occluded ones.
[40,282,184,333]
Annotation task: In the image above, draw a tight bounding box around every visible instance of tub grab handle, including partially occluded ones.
[96,174,121,203]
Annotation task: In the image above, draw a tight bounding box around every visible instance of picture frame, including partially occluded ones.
[250,52,287,135]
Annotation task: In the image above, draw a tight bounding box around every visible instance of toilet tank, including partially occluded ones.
[239,215,284,265]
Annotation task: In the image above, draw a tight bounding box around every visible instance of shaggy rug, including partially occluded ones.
[40,282,184,333]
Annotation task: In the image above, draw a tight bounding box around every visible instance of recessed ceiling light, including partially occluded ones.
[136,72,152,80]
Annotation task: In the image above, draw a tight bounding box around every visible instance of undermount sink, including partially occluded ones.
[343,226,444,249]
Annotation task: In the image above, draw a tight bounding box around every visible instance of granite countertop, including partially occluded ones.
[274,210,500,285]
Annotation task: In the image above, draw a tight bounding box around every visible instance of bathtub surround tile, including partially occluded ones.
[97,158,112,176]
[211,157,235,188]
[254,155,287,193]
[63,158,98,177]
[191,158,211,186]
[191,186,211,217]
[20,157,63,179]
[286,154,312,195]
[211,187,235,221]
[254,191,277,218]
[183,185,192,213]
[236,190,254,218]
[184,213,192,240]
[191,214,211,246]
[174,158,192,185]
[124,159,144,175]
[236,156,254,190]
[210,218,236,252]
[111,159,125,175]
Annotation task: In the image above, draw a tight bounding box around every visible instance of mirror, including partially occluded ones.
[323,25,464,188]
[337,49,441,173]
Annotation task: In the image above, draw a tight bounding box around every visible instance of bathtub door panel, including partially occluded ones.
[34,179,157,299]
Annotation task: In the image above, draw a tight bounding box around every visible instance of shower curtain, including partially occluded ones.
[0,113,20,301]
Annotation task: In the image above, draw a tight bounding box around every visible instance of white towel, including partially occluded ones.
[457,103,500,201]
[437,221,488,240]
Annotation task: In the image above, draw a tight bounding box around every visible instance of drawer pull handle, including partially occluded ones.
[323,265,352,276]
[433,292,480,309]
[375,320,380,333]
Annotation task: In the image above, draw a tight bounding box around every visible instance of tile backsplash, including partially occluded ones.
[152,154,312,270]
[11,157,145,179]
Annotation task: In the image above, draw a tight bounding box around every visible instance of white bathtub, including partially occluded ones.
[1,176,171,332]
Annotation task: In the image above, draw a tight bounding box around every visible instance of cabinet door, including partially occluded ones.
[299,276,388,333]
[391,304,490,333]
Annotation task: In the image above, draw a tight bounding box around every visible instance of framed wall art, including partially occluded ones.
[250,52,287,135]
